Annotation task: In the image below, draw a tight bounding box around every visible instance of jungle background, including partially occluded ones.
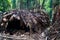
[0,0,60,20]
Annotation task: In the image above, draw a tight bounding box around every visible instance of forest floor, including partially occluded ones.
[0,32,46,40]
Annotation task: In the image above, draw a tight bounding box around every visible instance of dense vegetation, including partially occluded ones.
[0,0,60,19]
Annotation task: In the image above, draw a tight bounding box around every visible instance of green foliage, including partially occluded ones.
[37,0,52,19]
[37,0,43,6]
[16,0,39,9]
[0,0,11,12]
[11,0,16,9]
[44,0,51,13]
[0,0,58,19]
